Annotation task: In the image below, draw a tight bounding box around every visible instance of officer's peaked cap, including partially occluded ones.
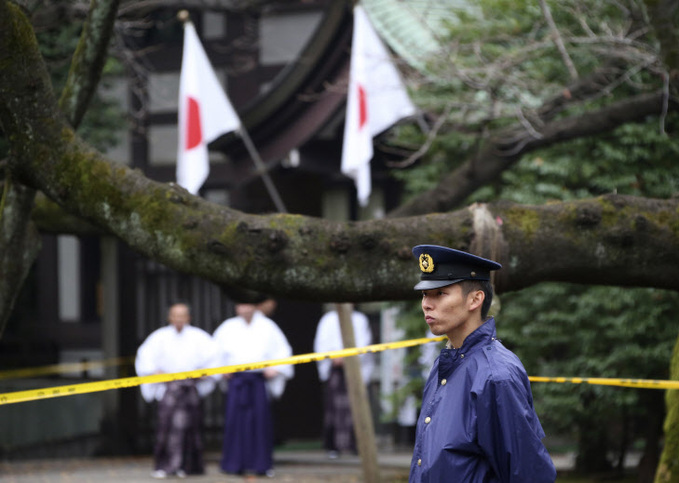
[412,244,501,290]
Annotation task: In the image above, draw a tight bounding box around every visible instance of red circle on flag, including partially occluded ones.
[185,96,202,150]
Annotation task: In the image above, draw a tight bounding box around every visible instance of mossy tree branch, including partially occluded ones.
[388,90,673,218]
[3,1,679,306]
[59,0,121,128]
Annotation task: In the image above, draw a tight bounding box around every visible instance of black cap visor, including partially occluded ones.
[414,279,464,291]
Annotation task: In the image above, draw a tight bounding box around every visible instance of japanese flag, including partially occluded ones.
[341,5,416,207]
[177,22,241,195]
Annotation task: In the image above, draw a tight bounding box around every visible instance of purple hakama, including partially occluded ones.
[220,372,273,474]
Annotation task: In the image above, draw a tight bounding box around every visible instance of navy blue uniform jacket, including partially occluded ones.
[409,318,556,482]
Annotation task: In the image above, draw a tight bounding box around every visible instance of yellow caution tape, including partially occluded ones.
[529,376,679,390]
[0,356,134,380]
[2,335,678,406]
[0,336,447,406]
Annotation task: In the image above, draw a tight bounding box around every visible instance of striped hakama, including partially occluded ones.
[154,380,205,475]
[322,366,356,453]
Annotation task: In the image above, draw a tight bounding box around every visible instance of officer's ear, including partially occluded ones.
[467,289,485,312]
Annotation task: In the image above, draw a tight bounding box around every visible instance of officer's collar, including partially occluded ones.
[445,317,497,352]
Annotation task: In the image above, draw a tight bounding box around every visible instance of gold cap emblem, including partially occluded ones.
[419,253,434,273]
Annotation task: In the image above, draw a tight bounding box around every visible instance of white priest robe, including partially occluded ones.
[135,324,219,402]
[212,310,294,399]
[313,309,374,383]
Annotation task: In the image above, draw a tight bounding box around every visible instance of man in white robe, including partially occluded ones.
[313,306,374,458]
[135,302,219,479]
[212,302,294,476]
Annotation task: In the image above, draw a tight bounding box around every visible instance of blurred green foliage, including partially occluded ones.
[385,0,679,471]
[36,14,125,153]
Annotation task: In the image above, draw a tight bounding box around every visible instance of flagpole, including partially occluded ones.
[237,127,288,213]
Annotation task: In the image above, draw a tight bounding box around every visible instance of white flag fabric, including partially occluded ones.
[177,22,241,195]
[341,5,417,207]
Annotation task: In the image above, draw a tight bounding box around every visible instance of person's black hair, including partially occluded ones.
[459,280,494,320]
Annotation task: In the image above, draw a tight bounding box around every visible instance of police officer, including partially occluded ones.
[409,245,556,482]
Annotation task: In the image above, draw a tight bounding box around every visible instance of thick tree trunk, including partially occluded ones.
[0,1,56,332]
[655,336,679,483]
[0,0,118,339]
[576,412,611,473]
[0,181,41,338]
[638,391,664,483]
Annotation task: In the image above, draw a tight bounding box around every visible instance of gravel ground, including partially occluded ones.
[0,446,587,482]
[0,450,412,483]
